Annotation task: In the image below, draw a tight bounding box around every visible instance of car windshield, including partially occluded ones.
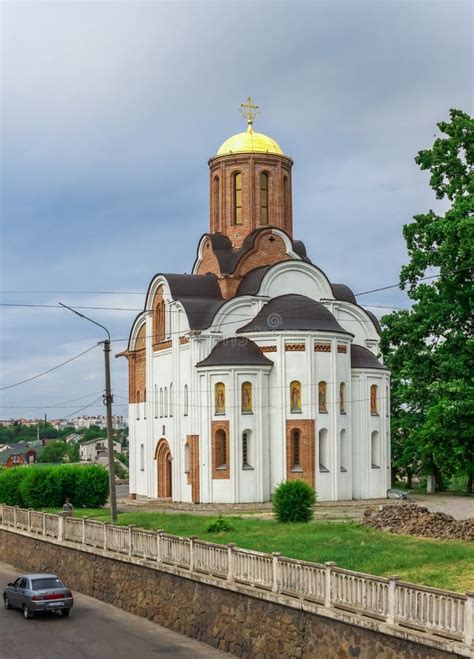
[31,577,64,591]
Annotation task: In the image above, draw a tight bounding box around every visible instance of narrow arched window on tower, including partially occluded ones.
[283,175,289,225]
[233,173,242,225]
[260,173,269,224]
[214,176,219,226]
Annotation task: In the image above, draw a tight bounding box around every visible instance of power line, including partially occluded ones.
[0,344,99,391]
[0,304,140,311]
[2,266,471,301]
[0,290,142,295]
[0,391,104,410]
[64,396,105,419]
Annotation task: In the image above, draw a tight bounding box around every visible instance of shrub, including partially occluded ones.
[0,467,28,506]
[74,464,109,508]
[206,515,234,533]
[0,464,109,509]
[114,460,128,480]
[272,480,316,523]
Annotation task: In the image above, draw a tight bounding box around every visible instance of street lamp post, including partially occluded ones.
[59,302,118,523]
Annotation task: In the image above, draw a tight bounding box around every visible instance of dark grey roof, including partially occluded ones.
[351,344,388,370]
[364,309,382,335]
[237,294,352,335]
[331,283,357,305]
[196,338,274,368]
[236,265,273,296]
[193,228,312,275]
[155,273,224,331]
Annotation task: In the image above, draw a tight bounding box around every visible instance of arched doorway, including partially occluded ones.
[155,438,172,498]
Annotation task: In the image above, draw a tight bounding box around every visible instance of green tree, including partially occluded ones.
[65,442,80,463]
[83,425,106,441]
[381,109,474,492]
[38,440,67,464]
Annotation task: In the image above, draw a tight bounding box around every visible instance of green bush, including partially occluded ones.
[0,467,28,506]
[206,515,235,533]
[272,480,316,523]
[114,460,128,480]
[0,464,109,509]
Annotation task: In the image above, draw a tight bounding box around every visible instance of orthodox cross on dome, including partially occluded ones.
[240,96,259,129]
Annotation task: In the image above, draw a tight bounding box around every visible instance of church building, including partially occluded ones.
[122,99,391,503]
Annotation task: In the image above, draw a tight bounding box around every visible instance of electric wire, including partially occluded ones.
[0,344,99,391]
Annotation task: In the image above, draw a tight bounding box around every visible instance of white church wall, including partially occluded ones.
[258,261,333,301]
[330,303,380,348]
[350,373,365,500]
[335,343,352,500]
[314,343,333,501]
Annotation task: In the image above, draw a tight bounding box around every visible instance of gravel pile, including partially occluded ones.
[363,503,474,541]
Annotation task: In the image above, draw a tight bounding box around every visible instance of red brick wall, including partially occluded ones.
[211,420,230,480]
[285,420,315,488]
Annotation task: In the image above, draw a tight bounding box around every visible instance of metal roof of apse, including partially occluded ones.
[237,294,352,335]
[196,338,274,368]
[350,344,388,370]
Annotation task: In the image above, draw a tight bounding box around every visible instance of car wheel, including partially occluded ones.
[23,604,34,619]
[3,596,12,610]
[61,609,70,617]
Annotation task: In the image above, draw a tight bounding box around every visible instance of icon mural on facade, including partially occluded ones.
[318,381,327,413]
[241,381,253,413]
[290,380,302,412]
[370,384,378,415]
[215,382,226,415]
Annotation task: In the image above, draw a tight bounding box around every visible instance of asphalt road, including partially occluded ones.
[0,562,225,659]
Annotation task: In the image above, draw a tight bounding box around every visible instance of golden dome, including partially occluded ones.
[217,126,284,156]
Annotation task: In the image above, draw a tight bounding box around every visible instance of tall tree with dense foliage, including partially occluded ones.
[381,109,474,492]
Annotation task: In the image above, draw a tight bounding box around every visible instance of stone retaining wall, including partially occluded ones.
[1,529,463,658]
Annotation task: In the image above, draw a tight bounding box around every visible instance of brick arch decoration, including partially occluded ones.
[155,438,172,498]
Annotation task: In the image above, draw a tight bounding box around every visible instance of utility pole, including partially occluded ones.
[59,302,118,523]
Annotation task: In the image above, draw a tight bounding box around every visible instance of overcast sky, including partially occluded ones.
[0,0,472,422]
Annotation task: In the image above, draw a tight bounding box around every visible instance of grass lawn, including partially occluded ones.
[59,509,474,593]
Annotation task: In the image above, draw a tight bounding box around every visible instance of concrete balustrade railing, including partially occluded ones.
[1,504,472,650]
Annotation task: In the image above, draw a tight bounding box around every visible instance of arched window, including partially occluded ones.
[215,429,227,468]
[215,382,226,415]
[184,442,190,474]
[169,383,173,418]
[241,381,252,413]
[160,388,163,418]
[339,383,346,414]
[154,299,165,344]
[164,387,168,417]
[184,385,189,417]
[318,381,328,414]
[319,428,329,472]
[214,176,220,225]
[290,380,302,413]
[154,385,158,418]
[233,172,242,225]
[140,444,144,471]
[143,388,147,419]
[291,429,302,471]
[340,429,348,472]
[283,175,289,225]
[370,384,378,415]
[260,172,269,224]
[371,430,380,468]
[136,391,140,420]
[242,430,252,468]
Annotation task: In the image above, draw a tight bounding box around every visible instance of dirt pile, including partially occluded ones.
[363,503,474,541]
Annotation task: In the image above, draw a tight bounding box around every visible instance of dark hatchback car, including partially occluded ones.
[3,573,73,619]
